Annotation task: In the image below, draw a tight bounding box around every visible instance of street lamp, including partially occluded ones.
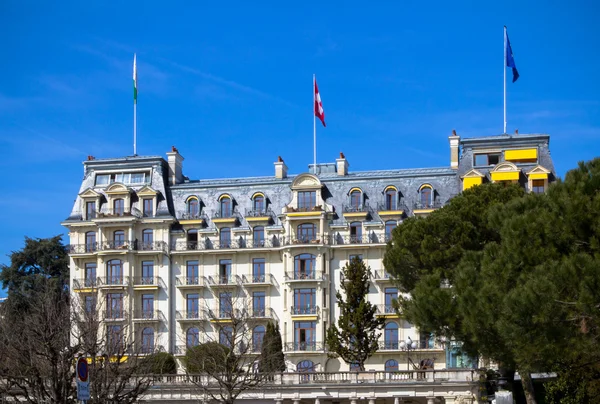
[399,336,418,370]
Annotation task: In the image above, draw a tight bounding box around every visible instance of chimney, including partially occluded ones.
[166,146,184,185]
[449,129,460,170]
[336,152,349,176]
[274,156,288,179]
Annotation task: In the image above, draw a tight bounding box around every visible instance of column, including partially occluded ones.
[394,398,401,404]
[315,399,321,404]
[427,398,436,404]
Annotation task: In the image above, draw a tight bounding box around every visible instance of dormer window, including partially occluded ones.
[143,199,153,217]
[187,198,199,217]
[298,191,316,211]
[114,199,125,215]
[220,196,232,218]
[253,194,265,213]
[86,201,97,220]
[419,185,433,209]
[350,189,362,210]
[385,188,396,210]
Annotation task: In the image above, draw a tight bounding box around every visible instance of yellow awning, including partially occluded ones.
[491,171,520,181]
[463,177,483,190]
[505,148,537,161]
[528,173,548,180]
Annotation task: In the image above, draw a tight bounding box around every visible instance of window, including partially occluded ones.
[419,331,434,349]
[130,172,145,183]
[107,325,123,353]
[113,230,125,248]
[220,326,233,348]
[532,179,545,194]
[141,327,154,354]
[384,322,399,349]
[252,325,266,352]
[350,190,362,210]
[220,196,232,217]
[385,288,398,314]
[220,228,231,248]
[252,258,265,283]
[219,292,233,318]
[107,260,122,285]
[385,359,399,372]
[350,362,360,371]
[95,174,110,185]
[84,295,96,313]
[297,223,317,242]
[297,360,315,372]
[253,291,266,317]
[349,254,363,262]
[95,172,148,186]
[106,293,123,319]
[294,288,316,314]
[474,153,500,166]
[253,226,265,247]
[85,231,96,252]
[141,261,154,284]
[113,198,125,215]
[186,293,199,318]
[186,260,199,285]
[385,188,397,210]
[187,229,198,249]
[142,229,153,250]
[187,198,199,217]
[294,254,315,280]
[385,221,397,241]
[420,187,432,208]
[86,201,96,220]
[141,294,154,318]
[350,222,362,243]
[297,191,316,211]
[219,260,232,284]
[85,263,97,287]
[294,321,316,350]
[143,199,153,217]
[253,195,265,212]
[186,327,200,348]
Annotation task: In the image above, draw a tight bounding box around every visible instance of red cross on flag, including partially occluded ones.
[314,77,326,127]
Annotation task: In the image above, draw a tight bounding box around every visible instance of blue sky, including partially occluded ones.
[1,1,599,297]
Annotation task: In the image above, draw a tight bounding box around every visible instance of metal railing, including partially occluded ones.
[101,240,135,251]
[97,276,129,287]
[285,235,330,246]
[132,309,162,321]
[342,204,369,213]
[379,341,400,350]
[69,243,99,253]
[138,241,168,252]
[376,304,397,315]
[377,201,408,212]
[245,208,274,218]
[285,205,326,213]
[285,271,325,281]
[240,273,273,285]
[97,208,143,218]
[283,342,326,352]
[175,276,205,287]
[330,233,387,245]
[175,310,206,321]
[177,211,208,221]
[372,270,393,281]
[210,274,236,286]
[247,307,274,319]
[413,200,443,210]
[103,310,127,320]
[73,278,99,289]
[132,276,162,287]
[212,208,241,219]
[291,305,319,315]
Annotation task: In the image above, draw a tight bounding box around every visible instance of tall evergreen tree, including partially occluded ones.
[259,322,285,373]
[326,256,384,371]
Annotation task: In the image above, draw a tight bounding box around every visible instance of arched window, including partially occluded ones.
[220,196,232,218]
[141,327,154,354]
[297,223,317,243]
[253,194,265,213]
[142,229,153,250]
[385,220,397,241]
[113,230,125,248]
[113,198,125,215]
[220,228,231,248]
[187,198,199,218]
[419,186,433,208]
[106,260,122,285]
[384,322,399,350]
[350,222,362,243]
[294,254,316,280]
[385,187,397,210]
[385,359,399,372]
[187,327,200,348]
[350,189,362,210]
[297,360,315,372]
[253,226,265,248]
[252,325,266,352]
[85,231,96,252]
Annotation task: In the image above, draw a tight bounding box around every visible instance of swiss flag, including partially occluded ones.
[314,77,326,127]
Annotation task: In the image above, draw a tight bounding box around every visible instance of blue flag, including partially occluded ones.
[505,27,520,82]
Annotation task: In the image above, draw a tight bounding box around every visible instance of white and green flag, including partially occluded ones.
[133,54,137,104]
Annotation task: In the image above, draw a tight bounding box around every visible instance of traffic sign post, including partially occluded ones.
[76,357,90,402]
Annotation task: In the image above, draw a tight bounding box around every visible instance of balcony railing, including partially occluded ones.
[175,276,205,287]
[212,208,240,220]
[246,307,275,319]
[372,270,393,281]
[103,310,127,320]
[283,342,326,352]
[285,235,330,246]
[207,308,244,320]
[291,305,319,315]
[211,274,236,286]
[132,276,162,287]
[101,240,135,251]
[240,273,273,285]
[69,243,99,253]
[245,208,274,218]
[377,201,408,212]
[342,204,369,213]
[139,344,165,355]
[97,208,143,218]
[330,233,387,245]
[285,271,325,281]
[132,309,162,321]
[73,278,99,289]
[413,200,443,210]
[285,205,326,213]
[376,304,397,315]
[177,211,208,221]
[138,241,167,252]
[379,341,400,350]
[172,236,283,251]
[97,276,129,287]
[176,310,206,321]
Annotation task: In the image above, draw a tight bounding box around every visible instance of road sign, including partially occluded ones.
[76,357,90,401]
[77,357,88,382]
[77,381,90,401]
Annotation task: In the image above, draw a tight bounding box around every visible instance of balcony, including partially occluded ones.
[209,274,237,287]
[377,201,408,217]
[73,278,99,291]
[284,205,328,219]
[240,273,274,287]
[69,243,99,254]
[172,236,283,252]
[138,241,168,252]
[103,310,127,321]
[284,235,329,246]
[372,270,393,283]
[100,240,135,252]
[207,308,245,321]
[177,211,208,225]
[175,276,206,288]
[291,306,319,316]
[97,276,129,288]
[283,342,326,353]
[132,309,163,322]
[330,232,387,246]
[284,271,326,283]
[211,209,240,226]
[245,208,274,224]
[96,208,143,219]
[247,307,275,320]
[342,204,370,220]
[376,304,398,318]
[378,341,400,350]
[132,276,162,290]
[413,200,443,216]
[138,344,165,355]
[176,310,206,322]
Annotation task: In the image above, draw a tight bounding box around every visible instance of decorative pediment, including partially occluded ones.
[490,162,519,173]
[490,162,521,182]
[461,169,485,179]
[79,188,101,199]
[291,173,322,190]
[527,165,551,175]
[137,186,159,197]
[105,182,131,195]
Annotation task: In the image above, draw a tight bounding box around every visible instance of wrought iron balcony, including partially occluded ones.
[245,208,274,218]
[376,304,397,315]
[97,208,142,218]
[291,305,319,315]
[69,243,99,254]
[210,274,237,286]
[208,239,241,250]
[377,201,408,212]
[212,208,241,220]
[175,276,205,287]
[132,309,162,321]
[284,235,330,245]
[330,233,387,245]
[378,341,400,350]
[248,236,282,248]
[138,241,167,252]
[176,310,206,321]
[240,273,273,285]
[247,307,275,319]
[101,240,135,251]
[413,200,443,210]
[372,270,393,281]
[177,211,208,221]
[285,205,326,213]
[285,271,325,281]
[283,342,326,352]
[97,276,129,287]
[207,308,244,320]
[73,278,99,289]
[103,310,127,321]
[171,240,206,251]
[139,344,165,355]
[342,204,369,213]
[132,276,162,287]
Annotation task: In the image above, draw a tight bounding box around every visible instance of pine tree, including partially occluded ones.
[259,322,285,373]
[326,256,384,371]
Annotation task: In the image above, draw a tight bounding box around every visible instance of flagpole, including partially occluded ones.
[313,74,317,174]
[503,26,507,134]
[134,102,137,155]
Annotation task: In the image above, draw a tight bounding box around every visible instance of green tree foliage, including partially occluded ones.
[142,352,177,374]
[259,322,285,373]
[326,256,384,371]
[184,342,234,374]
